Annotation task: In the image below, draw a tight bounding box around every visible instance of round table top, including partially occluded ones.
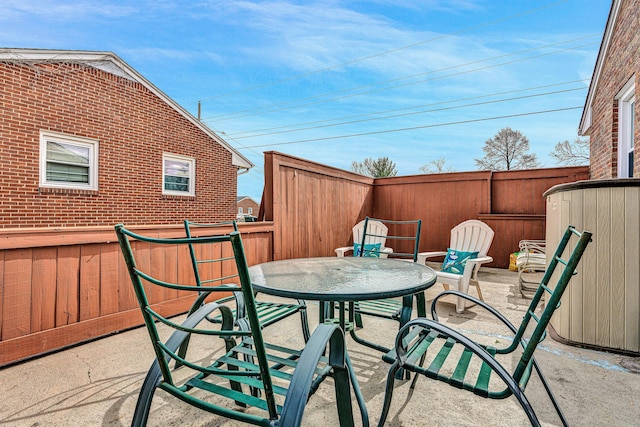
[249,257,437,301]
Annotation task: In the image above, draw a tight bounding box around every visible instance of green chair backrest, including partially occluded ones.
[184,220,238,288]
[114,224,281,419]
[508,226,593,387]
[360,217,422,261]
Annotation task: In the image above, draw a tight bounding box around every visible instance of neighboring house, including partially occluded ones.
[237,195,259,220]
[557,0,640,356]
[0,48,253,228]
[579,0,638,179]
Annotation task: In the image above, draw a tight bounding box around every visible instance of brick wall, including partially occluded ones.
[238,197,260,216]
[0,62,237,227]
[589,0,640,179]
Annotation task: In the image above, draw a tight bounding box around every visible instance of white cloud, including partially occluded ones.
[0,0,137,21]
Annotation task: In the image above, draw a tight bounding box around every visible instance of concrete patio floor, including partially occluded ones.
[1,267,639,426]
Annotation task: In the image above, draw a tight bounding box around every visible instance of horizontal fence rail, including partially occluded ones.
[0,222,274,366]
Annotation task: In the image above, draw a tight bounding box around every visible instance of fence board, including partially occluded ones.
[80,245,101,321]
[56,246,81,327]
[2,249,32,340]
[100,244,120,316]
[31,247,57,332]
[0,297,193,366]
[0,224,274,366]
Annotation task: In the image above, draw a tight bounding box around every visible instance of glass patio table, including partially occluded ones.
[249,256,436,331]
[248,256,437,426]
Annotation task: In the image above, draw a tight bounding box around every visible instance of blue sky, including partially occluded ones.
[1,1,611,201]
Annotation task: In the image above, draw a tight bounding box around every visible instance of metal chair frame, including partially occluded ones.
[378,226,593,427]
[115,224,357,427]
[347,217,424,354]
[184,220,310,341]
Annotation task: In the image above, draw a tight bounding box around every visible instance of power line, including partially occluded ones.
[202,36,599,123]
[238,106,583,149]
[191,0,570,105]
[229,87,586,139]
[228,79,589,137]
[211,128,266,174]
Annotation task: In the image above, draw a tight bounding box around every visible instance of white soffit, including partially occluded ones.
[579,0,621,136]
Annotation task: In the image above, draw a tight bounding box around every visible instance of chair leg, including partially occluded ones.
[456,279,472,313]
[131,362,162,427]
[455,295,466,313]
[299,306,311,342]
[354,302,364,328]
[471,279,484,301]
[532,360,569,427]
[377,360,401,427]
[409,352,427,389]
[415,291,427,318]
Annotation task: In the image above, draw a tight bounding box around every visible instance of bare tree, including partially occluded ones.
[475,127,541,171]
[351,157,398,177]
[419,157,456,174]
[550,137,590,166]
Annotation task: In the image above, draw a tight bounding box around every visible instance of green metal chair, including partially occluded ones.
[184,220,310,342]
[115,224,357,427]
[348,217,424,353]
[378,225,592,427]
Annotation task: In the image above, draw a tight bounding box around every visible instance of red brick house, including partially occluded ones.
[579,0,638,178]
[0,48,252,228]
[237,195,260,219]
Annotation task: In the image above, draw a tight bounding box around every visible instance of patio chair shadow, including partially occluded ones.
[0,371,145,426]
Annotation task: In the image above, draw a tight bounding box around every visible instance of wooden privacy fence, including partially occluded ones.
[261,151,590,268]
[0,222,274,366]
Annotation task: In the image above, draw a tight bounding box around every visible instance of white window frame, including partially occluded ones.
[238,207,243,214]
[39,131,99,190]
[248,207,253,214]
[163,153,195,196]
[616,77,635,178]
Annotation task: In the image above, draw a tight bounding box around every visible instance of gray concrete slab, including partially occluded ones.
[0,268,638,426]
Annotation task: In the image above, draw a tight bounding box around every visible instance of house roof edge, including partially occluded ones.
[579,0,621,135]
[0,48,253,170]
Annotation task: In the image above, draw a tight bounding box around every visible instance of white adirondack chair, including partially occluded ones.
[418,220,494,313]
[335,219,393,257]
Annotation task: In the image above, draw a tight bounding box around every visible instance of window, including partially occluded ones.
[617,77,636,178]
[163,153,195,196]
[39,131,98,190]
[248,207,253,214]
[238,207,244,214]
